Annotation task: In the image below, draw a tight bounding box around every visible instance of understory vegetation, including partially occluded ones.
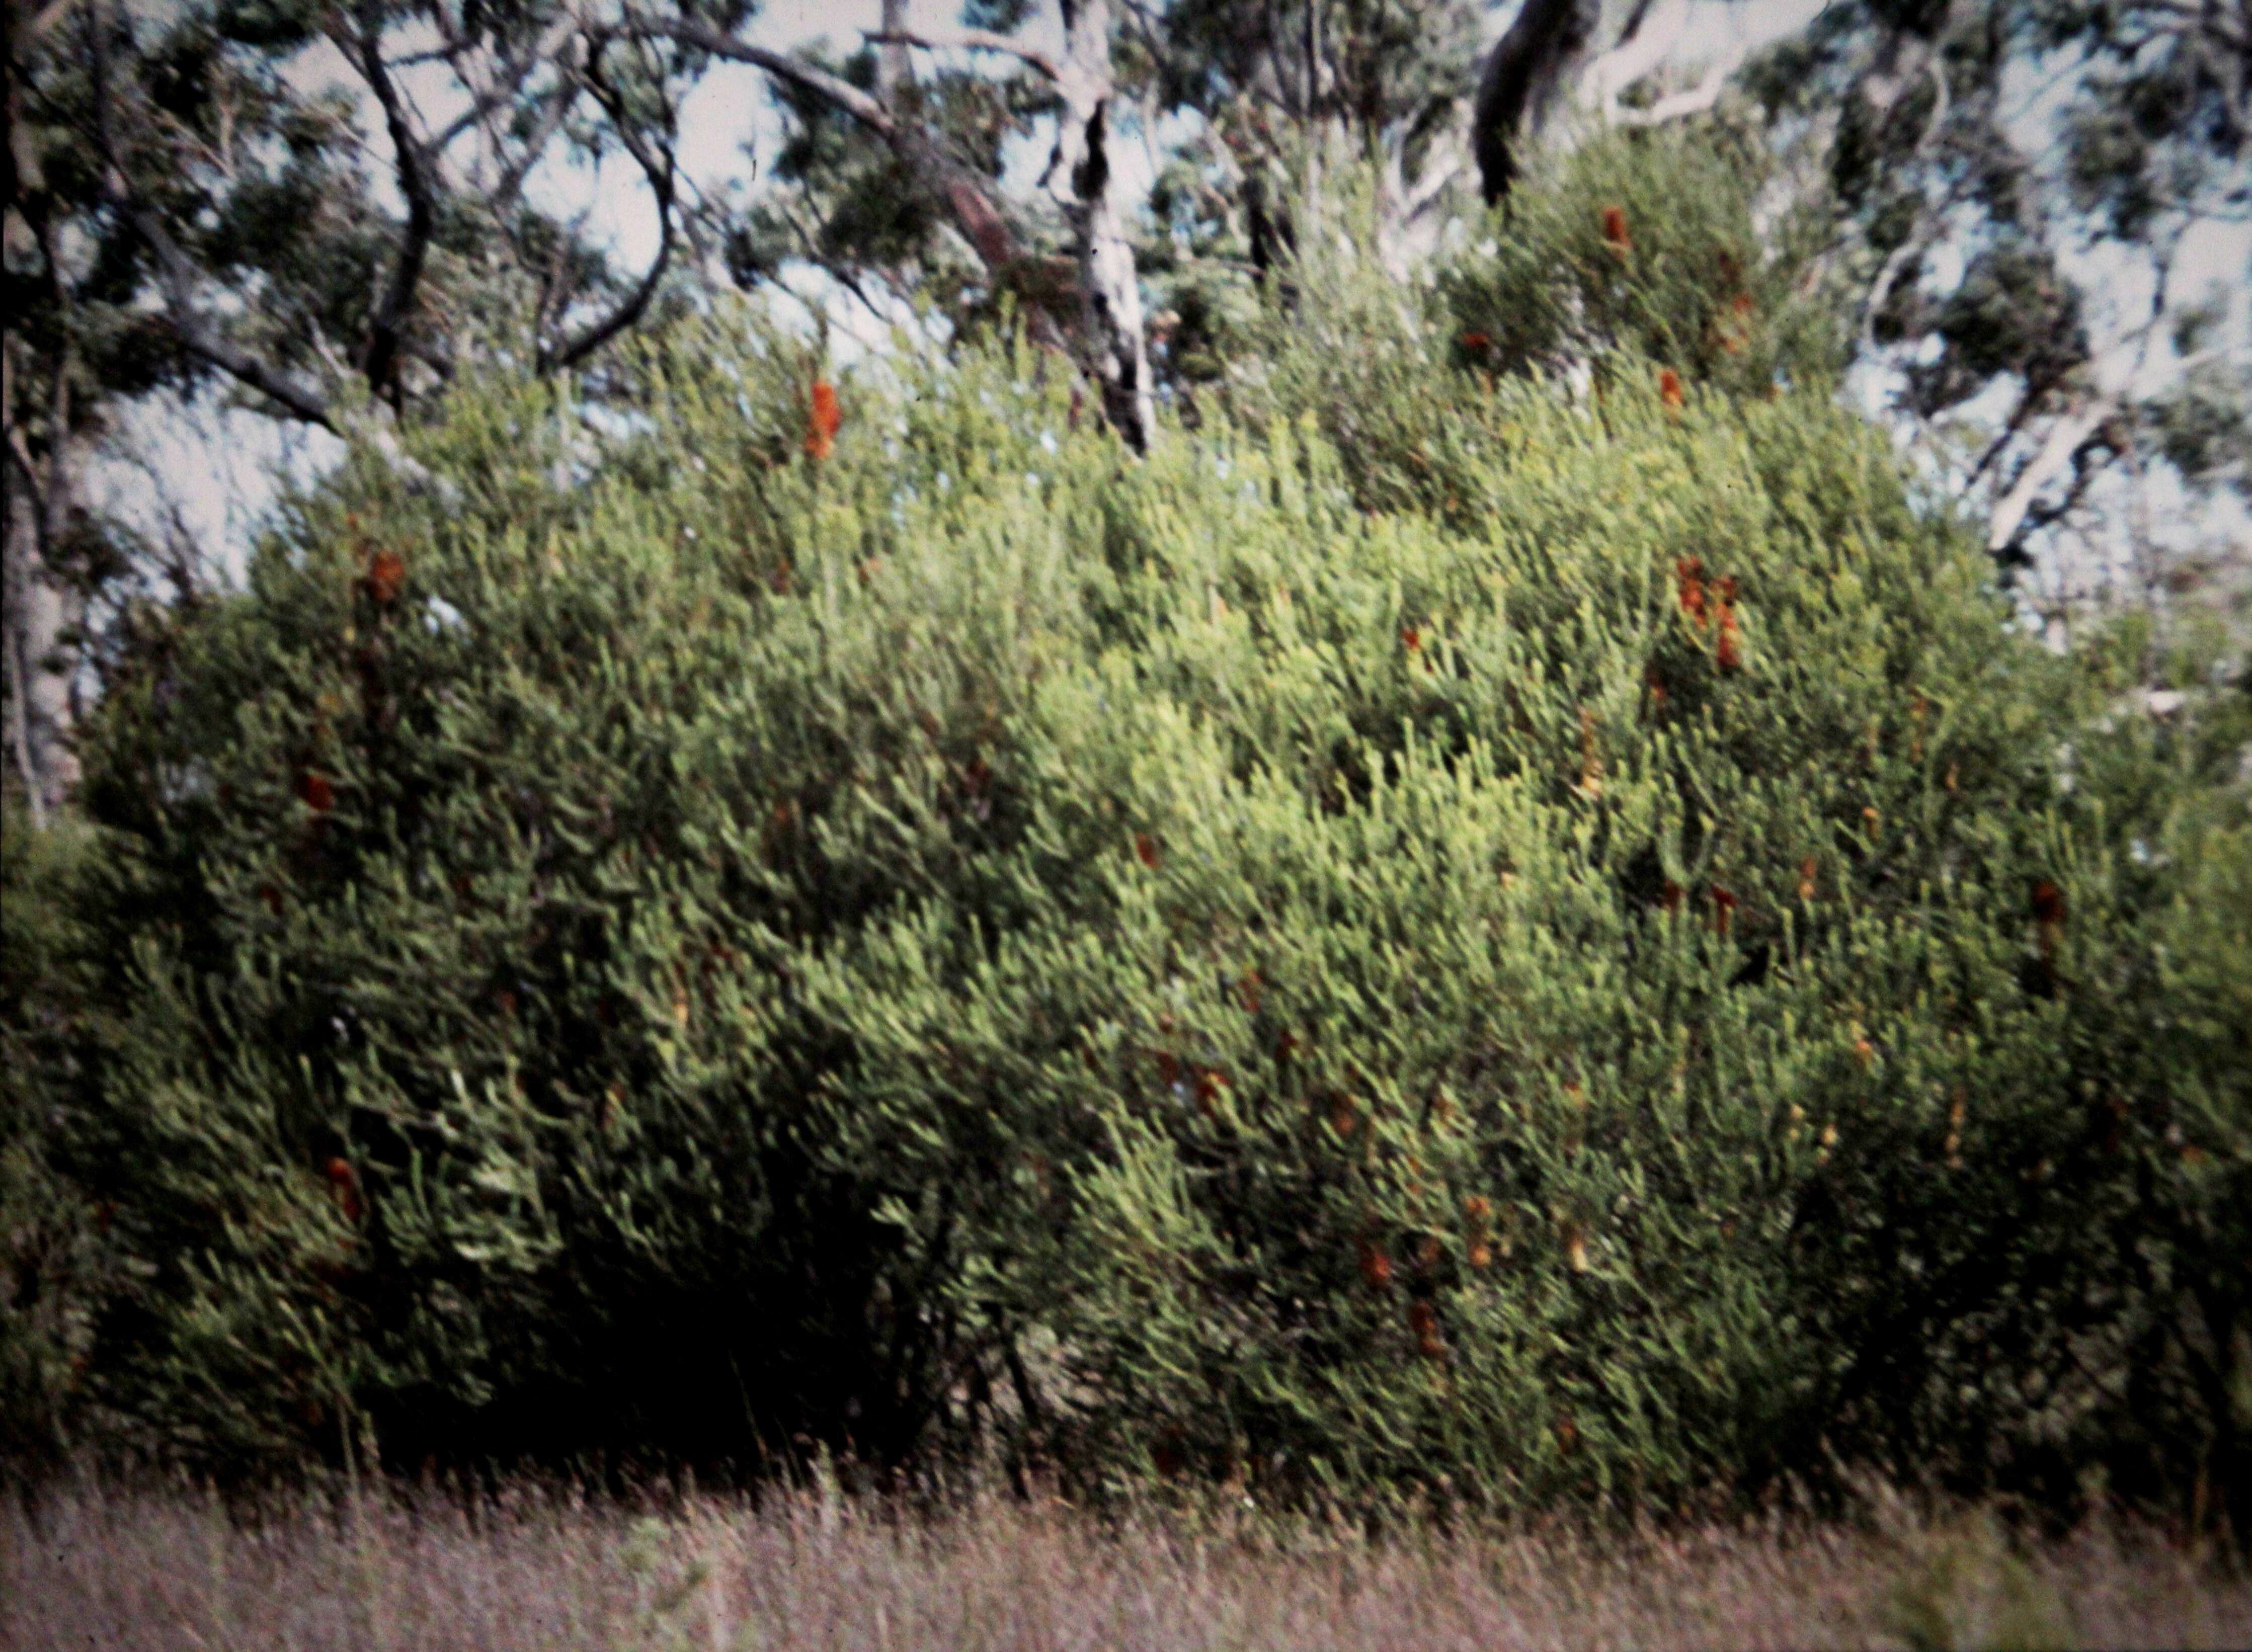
[7,1476,2250,1652]
[3,136,2247,1539]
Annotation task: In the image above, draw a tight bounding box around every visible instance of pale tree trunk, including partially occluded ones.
[1048,0,1154,451]
[2,438,84,825]
[652,3,1154,451]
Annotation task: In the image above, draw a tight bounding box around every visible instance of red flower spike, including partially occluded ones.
[1459,331,1492,352]
[1712,575,1742,670]
[1400,624,1421,651]
[1408,1300,1444,1358]
[323,1157,362,1223]
[366,549,406,604]
[805,381,842,459]
[2032,880,2066,962]
[1675,557,1709,627]
[298,771,335,813]
[1601,205,1630,254]
[1710,885,1736,937]
[1358,1235,1393,1291]
[1134,832,1160,869]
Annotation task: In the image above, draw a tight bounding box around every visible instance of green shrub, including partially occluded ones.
[1436,125,1842,400]
[15,170,2246,1521]
[2,808,119,1477]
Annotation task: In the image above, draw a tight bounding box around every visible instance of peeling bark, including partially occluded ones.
[2,433,85,823]
[681,4,1154,450]
[1048,0,1154,450]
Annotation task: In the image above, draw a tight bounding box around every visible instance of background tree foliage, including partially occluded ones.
[11,1,2245,820]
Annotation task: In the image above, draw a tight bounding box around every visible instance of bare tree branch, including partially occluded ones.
[1988,391,2123,559]
[865,26,1065,84]
[341,5,439,403]
[1858,53,1952,357]
[84,3,335,427]
[543,42,680,372]
[428,9,580,156]
[624,15,896,137]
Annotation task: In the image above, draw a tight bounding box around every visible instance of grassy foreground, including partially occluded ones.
[4,1480,2246,1651]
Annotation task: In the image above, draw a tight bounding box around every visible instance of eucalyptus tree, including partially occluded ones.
[1462,0,2250,611]
[630,0,1159,448]
[4,0,700,816]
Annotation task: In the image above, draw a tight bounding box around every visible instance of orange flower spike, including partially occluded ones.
[1408,1300,1444,1358]
[1713,576,1742,671]
[1716,607,1742,671]
[1601,204,1631,254]
[805,380,842,459]
[1674,556,1709,627]
[1658,367,1685,409]
[1400,624,1421,652]
[366,548,406,604]
[1798,854,1819,902]
[323,1156,362,1223]
[1358,1235,1393,1291]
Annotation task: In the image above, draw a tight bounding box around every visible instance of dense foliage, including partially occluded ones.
[5,138,2248,1527]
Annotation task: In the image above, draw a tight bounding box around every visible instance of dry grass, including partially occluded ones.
[4,1477,2245,1652]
